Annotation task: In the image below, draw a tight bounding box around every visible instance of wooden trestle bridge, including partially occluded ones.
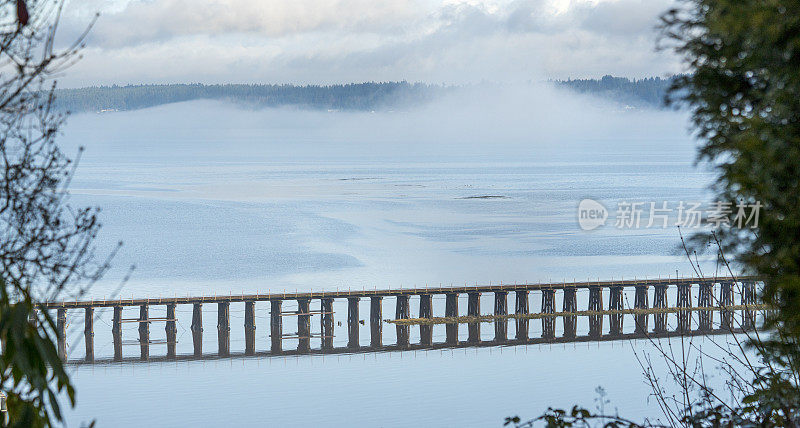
[38,276,763,365]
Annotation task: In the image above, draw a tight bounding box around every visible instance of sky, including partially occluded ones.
[58,0,682,87]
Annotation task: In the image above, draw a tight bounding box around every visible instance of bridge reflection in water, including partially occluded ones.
[67,327,752,367]
[40,276,761,366]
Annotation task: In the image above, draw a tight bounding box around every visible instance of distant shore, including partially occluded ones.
[53,76,673,114]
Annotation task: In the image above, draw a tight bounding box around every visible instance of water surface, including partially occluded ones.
[58,98,724,426]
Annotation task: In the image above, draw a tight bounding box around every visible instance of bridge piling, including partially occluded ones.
[348,297,360,349]
[467,292,481,343]
[698,283,713,330]
[139,305,149,360]
[57,308,67,360]
[445,293,459,344]
[297,298,310,352]
[515,290,529,340]
[321,298,334,349]
[720,282,733,330]
[244,301,256,355]
[541,289,556,339]
[419,294,433,346]
[270,300,282,353]
[743,281,756,328]
[370,297,383,347]
[191,303,203,356]
[653,285,667,333]
[113,306,123,360]
[494,291,508,342]
[217,302,230,356]
[166,303,177,358]
[588,286,603,337]
[562,288,577,338]
[84,307,94,362]
[634,285,649,333]
[677,284,692,332]
[396,295,410,348]
[608,286,623,335]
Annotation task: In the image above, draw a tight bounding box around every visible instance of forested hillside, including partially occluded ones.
[554,75,673,108]
[54,82,449,113]
[54,76,674,113]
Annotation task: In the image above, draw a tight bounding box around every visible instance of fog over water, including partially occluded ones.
[60,84,713,298]
[57,84,728,426]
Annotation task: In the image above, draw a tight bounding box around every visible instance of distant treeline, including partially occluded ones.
[53,82,450,113]
[555,75,674,108]
[54,76,675,113]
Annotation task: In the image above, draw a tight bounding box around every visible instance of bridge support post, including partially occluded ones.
[541,289,556,339]
[419,294,433,346]
[166,303,177,358]
[370,297,383,348]
[396,295,410,348]
[297,298,311,352]
[321,298,334,349]
[634,285,649,333]
[698,283,713,330]
[270,300,282,353]
[653,285,667,333]
[139,305,149,360]
[515,291,529,340]
[494,291,508,342]
[588,286,603,337]
[84,307,94,362]
[57,308,67,360]
[562,288,577,338]
[191,303,203,356]
[244,301,256,355]
[467,292,481,343]
[719,282,733,330]
[348,297,360,349]
[743,281,757,328]
[677,283,692,332]
[444,293,458,344]
[608,286,623,335]
[113,306,123,360]
[217,302,230,356]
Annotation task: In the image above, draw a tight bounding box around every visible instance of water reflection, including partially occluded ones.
[67,325,750,367]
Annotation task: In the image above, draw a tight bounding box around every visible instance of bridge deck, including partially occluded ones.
[40,275,757,309]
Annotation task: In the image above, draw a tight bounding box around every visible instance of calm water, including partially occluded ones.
[56,97,726,426]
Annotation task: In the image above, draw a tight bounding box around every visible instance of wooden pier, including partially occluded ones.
[37,276,762,363]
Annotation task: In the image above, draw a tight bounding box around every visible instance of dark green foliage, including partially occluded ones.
[664,0,800,338]
[506,406,645,428]
[1,0,107,425]
[0,279,77,428]
[662,0,800,421]
[520,0,800,426]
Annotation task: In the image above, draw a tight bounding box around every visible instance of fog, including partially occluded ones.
[61,82,694,163]
[60,81,718,428]
[55,82,712,298]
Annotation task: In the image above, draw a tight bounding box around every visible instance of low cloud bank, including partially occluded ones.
[61,81,692,163]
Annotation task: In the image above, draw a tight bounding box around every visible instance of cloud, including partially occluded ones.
[79,0,426,48]
[57,0,681,86]
[575,0,675,36]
